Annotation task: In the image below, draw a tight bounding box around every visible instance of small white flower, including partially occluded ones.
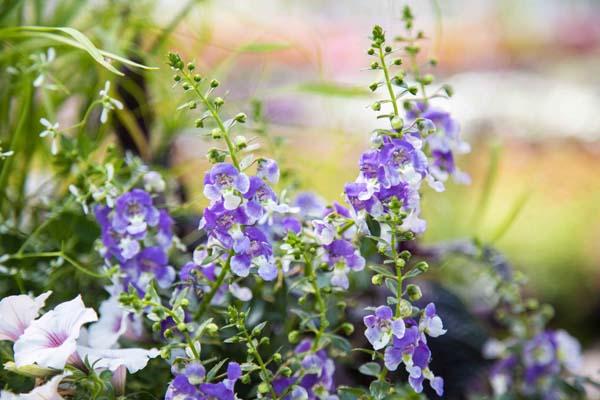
[32,48,56,88]
[99,81,123,124]
[39,118,60,155]
[143,171,166,193]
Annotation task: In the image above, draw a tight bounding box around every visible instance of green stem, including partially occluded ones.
[195,253,231,319]
[149,301,200,360]
[240,323,277,399]
[183,73,240,170]
[9,251,107,279]
[304,253,327,351]
[377,45,399,117]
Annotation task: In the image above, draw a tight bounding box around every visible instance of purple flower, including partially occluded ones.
[157,209,174,247]
[273,340,337,400]
[230,227,276,280]
[344,182,382,216]
[294,192,326,218]
[323,239,365,289]
[383,324,444,396]
[123,246,175,294]
[112,189,159,236]
[419,303,446,338]
[203,163,250,209]
[199,201,249,247]
[257,158,280,183]
[363,305,406,350]
[281,217,302,234]
[166,361,241,400]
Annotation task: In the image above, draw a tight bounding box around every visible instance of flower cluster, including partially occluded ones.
[273,339,338,400]
[199,160,285,281]
[95,188,175,294]
[165,361,242,400]
[485,330,582,397]
[364,304,446,396]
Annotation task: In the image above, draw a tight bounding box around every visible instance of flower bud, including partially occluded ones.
[393,58,402,66]
[391,116,404,130]
[160,348,171,359]
[367,48,375,56]
[234,112,247,123]
[195,118,204,128]
[177,322,187,332]
[260,337,270,346]
[384,45,392,53]
[442,84,454,97]
[415,261,429,273]
[241,374,251,384]
[395,258,406,268]
[369,82,379,92]
[258,382,270,394]
[398,299,413,318]
[421,74,434,85]
[281,367,292,377]
[182,83,191,91]
[273,353,282,363]
[187,62,195,71]
[180,299,189,307]
[340,322,354,336]
[210,79,220,88]
[163,328,173,339]
[173,74,181,82]
[214,97,224,107]
[371,274,383,286]
[407,284,422,301]
[235,135,247,150]
[370,61,379,70]
[288,330,300,344]
[211,128,222,139]
[371,102,381,111]
[189,101,197,109]
[206,323,219,335]
[193,74,202,82]
[408,86,418,95]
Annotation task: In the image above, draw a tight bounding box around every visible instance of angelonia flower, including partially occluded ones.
[363,303,445,396]
[486,330,582,397]
[165,361,242,400]
[273,339,338,400]
[198,160,286,282]
[39,118,60,155]
[94,188,175,295]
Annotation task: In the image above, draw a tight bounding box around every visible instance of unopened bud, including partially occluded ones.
[234,112,247,123]
[371,274,384,286]
[210,79,220,88]
[288,330,300,344]
[211,128,222,139]
[341,322,354,336]
[407,284,422,301]
[206,323,219,335]
[391,116,404,130]
[273,353,282,363]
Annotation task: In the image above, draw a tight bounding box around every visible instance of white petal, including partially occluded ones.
[77,346,159,373]
[14,296,97,369]
[1,372,70,400]
[88,297,127,349]
[0,291,51,342]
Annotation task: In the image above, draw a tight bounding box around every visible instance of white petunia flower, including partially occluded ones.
[0,291,51,342]
[14,295,98,369]
[76,346,160,374]
[0,371,69,400]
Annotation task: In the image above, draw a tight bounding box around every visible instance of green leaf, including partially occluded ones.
[327,333,352,354]
[0,26,157,74]
[358,361,381,377]
[206,358,228,381]
[297,81,371,98]
[368,265,395,278]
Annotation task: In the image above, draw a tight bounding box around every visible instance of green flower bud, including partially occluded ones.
[371,274,384,286]
[180,299,189,307]
[193,74,202,82]
[234,112,247,123]
[398,299,413,318]
[408,86,418,95]
[415,261,429,273]
[214,97,224,107]
[341,322,354,336]
[163,328,173,339]
[371,102,381,111]
[370,61,379,70]
[367,48,375,56]
[407,284,422,301]
[258,382,270,394]
[210,79,220,88]
[288,330,300,344]
[273,353,282,363]
[393,58,402,66]
[391,116,404,130]
[173,74,181,82]
[241,374,251,384]
[281,367,292,377]
[177,322,187,332]
[187,62,195,71]
[421,74,434,85]
[443,84,454,97]
[195,118,204,128]
[369,82,379,92]
[182,83,191,91]
[206,323,219,335]
[211,128,222,139]
[260,337,270,346]
[384,45,392,53]
[160,348,171,359]
[395,258,406,268]
[189,101,197,109]
[235,135,247,150]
